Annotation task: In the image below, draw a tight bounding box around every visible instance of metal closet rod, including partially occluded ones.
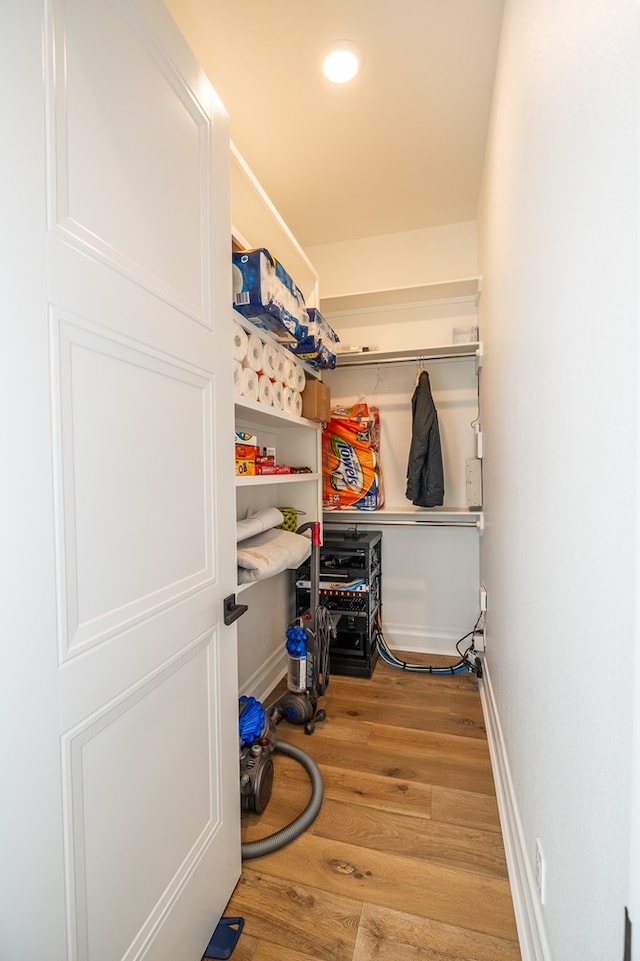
[337,352,476,369]
[326,518,481,529]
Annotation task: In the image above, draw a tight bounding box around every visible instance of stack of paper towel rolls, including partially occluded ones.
[233,321,305,417]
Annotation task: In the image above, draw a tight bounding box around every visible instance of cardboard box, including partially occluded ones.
[235,431,258,447]
[235,443,257,461]
[235,443,257,476]
[302,379,331,422]
[236,459,256,476]
[256,464,291,476]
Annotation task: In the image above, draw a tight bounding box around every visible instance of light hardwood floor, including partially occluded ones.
[226,652,521,961]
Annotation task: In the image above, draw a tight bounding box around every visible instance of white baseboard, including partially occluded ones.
[238,646,287,705]
[382,623,464,657]
[479,661,552,961]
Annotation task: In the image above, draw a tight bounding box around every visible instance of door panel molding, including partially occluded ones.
[46,0,213,326]
[50,310,216,659]
[61,632,223,961]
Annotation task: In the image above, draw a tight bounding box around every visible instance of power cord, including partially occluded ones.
[313,604,333,697]
[375,612,483,678]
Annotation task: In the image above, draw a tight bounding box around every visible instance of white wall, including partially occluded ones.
[478,1,639,958]
[325,358,480,654]
[313,222,481,657]
[306,221,477,298]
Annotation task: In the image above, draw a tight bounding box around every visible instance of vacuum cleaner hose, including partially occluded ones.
[241,740,324,861]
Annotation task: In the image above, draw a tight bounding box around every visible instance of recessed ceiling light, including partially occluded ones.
[323,42,360,84]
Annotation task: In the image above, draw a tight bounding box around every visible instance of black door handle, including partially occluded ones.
[223,593,248,626]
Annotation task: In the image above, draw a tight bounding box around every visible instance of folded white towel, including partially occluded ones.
[237,528,311,584]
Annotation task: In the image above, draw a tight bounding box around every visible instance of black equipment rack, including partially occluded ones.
[294,529,381,678]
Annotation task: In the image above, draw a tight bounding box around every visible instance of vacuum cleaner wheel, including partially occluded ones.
[279,691,316,725]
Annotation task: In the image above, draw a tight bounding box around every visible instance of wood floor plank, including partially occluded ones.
[252,942,329,961]
[223,931,258,961]
[431,785,502,833]
[233,652,521,959]
[306,762,434,819]
[311,797,509,879]
[327,696,487,739]
[366,722,492,763]
[251,831,518,942]
[225,869,362,961]
[352,903,521,961]
[245,755,433,822]
[277,722,496,795]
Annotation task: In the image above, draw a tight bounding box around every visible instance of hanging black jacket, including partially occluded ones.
[406,370,444,507]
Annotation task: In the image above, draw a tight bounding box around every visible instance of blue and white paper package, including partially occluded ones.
[232,248,308,343]
[290,307,340,369]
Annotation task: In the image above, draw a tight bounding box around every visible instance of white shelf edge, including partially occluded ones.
[230,142,319,284]
[237,472,320,487]
[234,395,321,430]
[232,311,321,381]
[320,277,481,316]
[333,342,482,368]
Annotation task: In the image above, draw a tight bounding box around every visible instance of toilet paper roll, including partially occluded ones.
[233,323,248,363]
[262,342,279,380]
[272,381,284,410]
[244,333,265,373]
[257,374,273,407]
[274,349,287,383]
[233,359,243,394]
[282,386,294,414]
[292,363,306,393]
[283,356,296,390]
[292,391,303,418]
[241,366,259,402]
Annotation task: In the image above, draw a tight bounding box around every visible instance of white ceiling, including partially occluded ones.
[168,1,505,249]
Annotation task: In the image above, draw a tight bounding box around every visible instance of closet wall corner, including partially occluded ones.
[321,282,483,657]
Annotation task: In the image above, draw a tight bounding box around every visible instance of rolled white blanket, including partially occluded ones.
[236,507,284,543]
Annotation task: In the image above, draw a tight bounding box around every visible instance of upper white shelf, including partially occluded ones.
[334,341,482,368]
[320,277,481,316]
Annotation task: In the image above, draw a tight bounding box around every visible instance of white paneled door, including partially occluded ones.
[0,2,240,959]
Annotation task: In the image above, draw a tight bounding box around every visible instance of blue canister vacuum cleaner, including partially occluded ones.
[237,521,332,860]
